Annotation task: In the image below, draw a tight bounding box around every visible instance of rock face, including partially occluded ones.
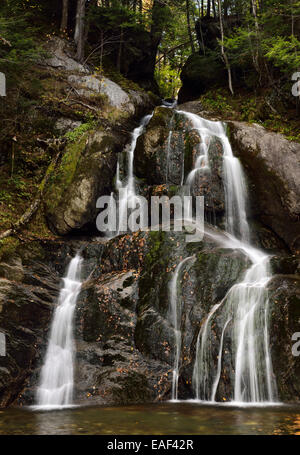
[45,129,123,235]
[0,230,299,407]
[268,273,300,402]
[1,90,300,409]
[67,75,154,117]
[228,121,300,252]
[0,241,70,407]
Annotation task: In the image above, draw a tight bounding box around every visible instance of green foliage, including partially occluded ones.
[155,63,181,98]
[155,0,194,97]
[64,120,96,143]
[265,35,300,72]
[201,89,232,114]
[0,4,44,81]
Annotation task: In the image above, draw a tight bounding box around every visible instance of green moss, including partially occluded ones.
[45,133,88,213]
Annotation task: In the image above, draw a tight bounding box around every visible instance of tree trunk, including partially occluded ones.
[207,0,211,17]
[251,0,261,80]
[217,0,234,95]
[60,0,69,32]
[74,0,86,62]
[212,0,217,18]
[186,0,195,53]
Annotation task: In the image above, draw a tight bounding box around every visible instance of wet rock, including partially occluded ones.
[135,106,177,184]
[191,135,225,217]
[135,106,225,225]
[270,255,300,276]
[268,275,300,402]
[0,230,299,407]
[0,239,103,407]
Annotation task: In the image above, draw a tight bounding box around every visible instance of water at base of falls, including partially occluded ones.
[168,109,277,404]
[35,255,82,410]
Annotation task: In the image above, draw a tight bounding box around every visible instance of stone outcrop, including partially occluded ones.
[228,121,300,252]
[135,106,186,185]
[178,53,226,104]
[45,129,123,235]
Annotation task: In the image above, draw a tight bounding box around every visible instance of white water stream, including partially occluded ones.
[168,110,277,404]
[36,106,277,409]
[35,255,82,409]
[116,114,153,234]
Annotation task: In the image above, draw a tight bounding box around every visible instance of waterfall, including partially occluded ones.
[116,114,153,234]
[169,256,195,401]
[35,255,82,409]
[168,109,277,404]
[178,111,249,242]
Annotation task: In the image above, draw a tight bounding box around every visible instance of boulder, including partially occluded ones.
[135,106,193,186]
[55,118,82,135]
[68,75,135,114]
[228,121,300,252]
[45,128,124,235]
[178,53,226,104]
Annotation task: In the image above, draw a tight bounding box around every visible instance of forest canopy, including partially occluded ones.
[0,0,300,127]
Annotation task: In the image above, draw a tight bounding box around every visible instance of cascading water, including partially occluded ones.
[167,109,277,404]
[178,111,249,242]
[35,255,82,409]
[116,114,153,234]
[169,256,195,401]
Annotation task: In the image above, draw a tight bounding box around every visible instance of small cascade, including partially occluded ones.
[36,255,82,409]
[221,135,250,242]
[177,112,216,223]
[169,256,195,401]
[116,114,153,234]
[165,130,173,184]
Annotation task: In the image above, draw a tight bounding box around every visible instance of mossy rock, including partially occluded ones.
[44,128,125,235]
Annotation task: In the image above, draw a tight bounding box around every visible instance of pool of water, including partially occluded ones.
[0,402,300,435]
